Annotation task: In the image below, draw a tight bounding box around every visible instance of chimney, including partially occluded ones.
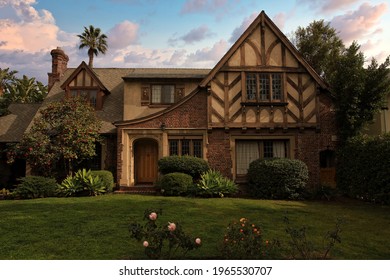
[48,47,69,91]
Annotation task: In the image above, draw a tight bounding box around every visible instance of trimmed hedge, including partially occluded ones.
[13,176,58,199]
[337,134,390,204]
[91,170,115,192]
[156,172,193,196]
[247,158,309,200]
[158,155,209,179]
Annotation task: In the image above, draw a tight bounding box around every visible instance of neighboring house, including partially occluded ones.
[0,11,338,189]
[365,92,390,135]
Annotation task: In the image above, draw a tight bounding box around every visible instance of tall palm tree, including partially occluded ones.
[77,25,108,68]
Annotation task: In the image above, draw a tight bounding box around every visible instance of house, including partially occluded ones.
[0,11,338,190]
[365,92,390,135]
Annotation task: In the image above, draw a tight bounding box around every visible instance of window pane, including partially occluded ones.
[263,141,273,158]
[193,140,202,158]
[89,90,98,107]
[169,140,179,156]
[236,141,260,175]
[161,85,174,103]
[181,139,190,155]
[246,73,257,100]
[272,74,282,100]
[259,74,270,100]
[273,141,286,158]
[151,85,161,103]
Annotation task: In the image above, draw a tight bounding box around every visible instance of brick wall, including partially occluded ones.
[207,130,232,178]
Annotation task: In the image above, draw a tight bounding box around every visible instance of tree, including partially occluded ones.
[330,43,390,141]
[7,96,102,177]
[293,20,344,80]
[77,25,108,68]
[293,21,390,142]
[8,75,47,103]
[0,68,18,116]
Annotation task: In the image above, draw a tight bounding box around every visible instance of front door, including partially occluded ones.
[134,139,158,184]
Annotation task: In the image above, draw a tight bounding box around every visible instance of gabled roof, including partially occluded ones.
[200,10,329,90]
[0,103,41,142]
[60,61,109,93]
[123,68,210,79]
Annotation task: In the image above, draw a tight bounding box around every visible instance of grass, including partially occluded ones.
[0,194,389,260]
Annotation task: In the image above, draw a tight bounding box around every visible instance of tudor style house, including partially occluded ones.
[0,11,338,189]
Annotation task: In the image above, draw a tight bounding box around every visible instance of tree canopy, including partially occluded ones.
[7,97,102,177]
[292,21,390,142]
[77,25,108,68]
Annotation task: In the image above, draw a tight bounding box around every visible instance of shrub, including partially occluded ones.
[247,158,309,200]
[156,172,193,196]
[158,155,209,179]
[220,217,279,259]
[337,134,390,204]
[129,209,201,259]
[91,170,115,192]
[58,169,106,197]
[191,169,238,197]
[13,176,57,199]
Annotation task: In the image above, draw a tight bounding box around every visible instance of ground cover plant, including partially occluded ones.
[0,195,389,259]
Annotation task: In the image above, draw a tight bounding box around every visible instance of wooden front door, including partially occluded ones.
[134,139,158,184]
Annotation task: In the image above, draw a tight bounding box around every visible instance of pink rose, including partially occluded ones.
[168,222,176,232]
[143,241,149,247]
[195,238,201,245]
[149,212,157,221]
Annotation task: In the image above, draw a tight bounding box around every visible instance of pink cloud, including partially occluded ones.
[298,0,360,13]
[185,39,228,66]
[169,25,215,45]
[229,12,258,43]
[180,0,229,14]
[273,12,287,30]
[330,2,388,44]
[107,20,139,49]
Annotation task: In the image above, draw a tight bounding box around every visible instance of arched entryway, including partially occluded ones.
[134,138,158,185]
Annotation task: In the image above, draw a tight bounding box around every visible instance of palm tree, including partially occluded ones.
[77,25,108,68]
[8,75,48,103]
[0,68,18,96]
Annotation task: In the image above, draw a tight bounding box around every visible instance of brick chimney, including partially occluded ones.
[48,47,69,91]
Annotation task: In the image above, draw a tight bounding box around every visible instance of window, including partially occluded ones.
[236,140,289,175]
[151,85,175,104]
[245,73,283,102]
[169,138,203,158]
[70,89,99,108]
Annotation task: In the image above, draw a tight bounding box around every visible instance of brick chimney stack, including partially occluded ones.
[48,47,69,91]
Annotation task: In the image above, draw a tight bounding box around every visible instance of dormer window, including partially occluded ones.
[70,89,99,108]
[151,85,175,104]
[245,73,283,102]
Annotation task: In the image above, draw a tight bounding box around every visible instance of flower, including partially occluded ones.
[239,218,247,223]
[195,238,201,245]
[168,222,176,232]
[143,241,149,247]
[149,212,157,221]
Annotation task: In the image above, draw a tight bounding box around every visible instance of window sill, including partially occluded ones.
[241,101,288,107]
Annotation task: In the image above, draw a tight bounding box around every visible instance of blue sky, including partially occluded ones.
[0,0,389,84]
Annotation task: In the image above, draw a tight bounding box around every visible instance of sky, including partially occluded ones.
[0,0,389,84]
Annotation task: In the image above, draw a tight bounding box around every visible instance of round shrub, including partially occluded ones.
[156,172,193,196]
[247,158,308,200]
[13,176,58,199]
[91,170,115,192]
[158,155,209,179]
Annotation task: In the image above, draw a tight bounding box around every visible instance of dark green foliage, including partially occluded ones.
[13,176,57,199]
[91,170,115,192]
[191,169,238,197]
[158,155,209,179]
[58,169,106,197]
[337,134,390,204]
[247,158,309,200]
[156,172,193,196]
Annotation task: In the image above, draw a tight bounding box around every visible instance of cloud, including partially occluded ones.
[229,12,258,43]
[169,25,215,46]
[330,2,388,44]
[272,12,287,30]
[185,39,228,66]
[298,0,360,14]
[107,20,139,49]
[181,0,228,14]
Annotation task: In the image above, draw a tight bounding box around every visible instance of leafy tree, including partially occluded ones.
[293,20,344,79]
[0,68,18,116]
[8,75,47,103]
[7,96,102,177]
[293,21,390,142]
[77,25,108,68]
[329,43,390,141]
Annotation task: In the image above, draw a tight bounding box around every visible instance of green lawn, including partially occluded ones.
[0,195,389,260]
